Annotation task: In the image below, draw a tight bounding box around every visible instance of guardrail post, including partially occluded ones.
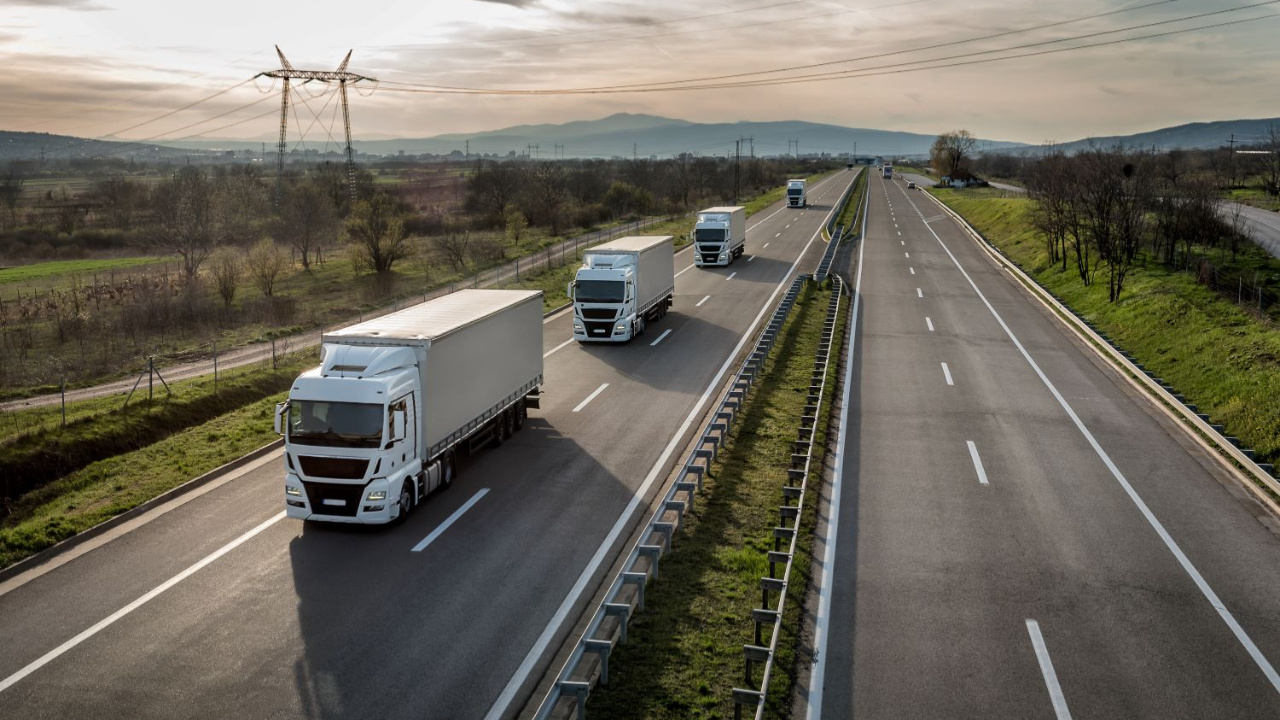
[583,639,612,685]
[560,680,590,719]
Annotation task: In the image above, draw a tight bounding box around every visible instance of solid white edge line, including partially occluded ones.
[898,184,1280,694]
[807,168,868,720]
[412,489,490,553]
[649,329,672,347]
[1027,620,1073,720]
[942,362,954,386]
[0,510,287,695]
[696,295,711,307]
[966,441,988,485]
[571,383,609,413]
[489,169,855,720]
[675,264,695,278]
[544,338,574,358]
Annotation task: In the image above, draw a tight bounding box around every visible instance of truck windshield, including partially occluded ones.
[788,188,802,195]
[694,228,727,243]
[575,280,625,303]
[288,401,384,448]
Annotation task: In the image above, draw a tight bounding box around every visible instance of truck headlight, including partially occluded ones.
[719,252,727,260]
[366,490,387,502]
[616,323,627,332]
[285,485,302,497]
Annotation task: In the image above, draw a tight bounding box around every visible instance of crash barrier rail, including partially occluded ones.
[919,190,1280,501]
[731,274,844,720]
[814,225,843,283]
[533,274,811,720]
[825,170,860,238]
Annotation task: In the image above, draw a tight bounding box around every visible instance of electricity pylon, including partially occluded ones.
[256,46,376,204]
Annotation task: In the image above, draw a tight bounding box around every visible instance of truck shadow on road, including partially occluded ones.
[285,418,638,720]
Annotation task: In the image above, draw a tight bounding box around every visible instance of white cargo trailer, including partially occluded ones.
[276,289,543,524]
[693,206,746,267]
[570,235,675,342]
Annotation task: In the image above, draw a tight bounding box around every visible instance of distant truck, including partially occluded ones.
[570,235,674,343]
[787,179,807,207]
[882,164,894,179]
[276,289,544,524]
[693,206,746,267]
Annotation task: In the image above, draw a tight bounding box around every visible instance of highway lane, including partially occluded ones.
[0,170,858,720]
[808,172,1280,718]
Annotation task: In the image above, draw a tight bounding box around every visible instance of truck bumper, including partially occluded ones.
[286,477,397,524]
[574,319,632,342]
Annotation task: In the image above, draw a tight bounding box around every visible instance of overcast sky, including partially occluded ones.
[1,0,1277,147]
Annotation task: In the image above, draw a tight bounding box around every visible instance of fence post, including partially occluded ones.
[213,342,218,396]
[60,377,66,430]
[148,356,154,404]
[1239,277,1243,304]
[272,338,277,369]
[516,258,520,282]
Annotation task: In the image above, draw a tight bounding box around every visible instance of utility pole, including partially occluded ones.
[1228,133,1237,188]
[633,143,638,162]
[257,47,375,205]
[465,139,469,162]
[734,139,741,204]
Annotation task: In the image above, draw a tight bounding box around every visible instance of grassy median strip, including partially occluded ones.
[586,281,845,719]
[932,188,1280,466]
[833,169,867,236]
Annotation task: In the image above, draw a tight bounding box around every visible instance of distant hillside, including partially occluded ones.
[161,113,1027,158]
[0,130,188,162]
[1039,117,1280,154]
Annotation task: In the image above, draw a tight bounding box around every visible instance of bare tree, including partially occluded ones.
[1026,152,1070,270]
[527,162,570,234]
[248,237,291,297]
[466,161,524,223]
[931,130,978,178]
[274,180,337,270]
[94,176,145,232]
[346,192,410,273]
[151,167,222,283]
[504,204,529,251]
[432,222,471,271]
[0,170,25,230]
[1259,122,1280,197]
[209,247,242,307]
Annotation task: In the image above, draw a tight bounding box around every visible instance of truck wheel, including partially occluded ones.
[396,479,414,523]
[491,413,507,447]
[515,400,526,431]
[441,453,456,490]
[635,316,645,337]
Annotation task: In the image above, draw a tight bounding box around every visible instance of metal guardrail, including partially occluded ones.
[814,225,842,282]
[731,274,844,720]
[825,170,860,238]
[532,274,811,720]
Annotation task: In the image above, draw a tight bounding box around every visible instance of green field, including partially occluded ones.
[0,256,170,286]
[586,282,844,719]
[931,188,1280,469]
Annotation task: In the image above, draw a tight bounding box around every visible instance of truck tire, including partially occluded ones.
[491,412,507,448]
[503,407,516,439]
[396,478,414,523]
[515,400,526,431]
[441,452,456,490]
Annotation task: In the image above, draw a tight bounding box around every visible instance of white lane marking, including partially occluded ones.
[775,232,781,237]
[1027,620,1073,720]
[906,186,1280,694]
[763,242,770,248]
[967,441,989,485]
[544,338,574,358]
[898,231,902,236]
[910,267,916,275]
[917,288,924,298]
[696,295,711,307]
[491,170,858,720]
[543,306,572,324]
[901,239,905,245]
[726,272,737,281]
[675,264,695,278]
[905,252,910,258]
[926,316,935,332]
[649,329,672,346]
[786,224,791,229]
[0,511,287,695]
[808,172,867,720]
[411,489,489,552]
[747,205,786,231]
[942,362,954,386]
[747,256,756,262]
[572,383,609,413]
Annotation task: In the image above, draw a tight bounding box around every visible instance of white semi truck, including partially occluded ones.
[787,179,807,208]
[570,235,675,343]
[276,289,544,524]
[693,206,746,267]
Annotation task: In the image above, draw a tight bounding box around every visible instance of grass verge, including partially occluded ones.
[585,281,844,719]
[930,187,1280,466]
[833,168,867,235]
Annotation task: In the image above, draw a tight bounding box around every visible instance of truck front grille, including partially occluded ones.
[302,481,364,517]
[298,456,369,480]
[701,252,721,264]
[580,308,617,320]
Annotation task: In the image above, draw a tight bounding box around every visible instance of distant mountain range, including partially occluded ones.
[2,113,1277,163]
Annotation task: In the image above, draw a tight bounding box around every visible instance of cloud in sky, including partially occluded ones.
[0,0,1277,146]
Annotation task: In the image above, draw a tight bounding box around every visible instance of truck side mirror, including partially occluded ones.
[274,402,288,436]
[392,410,406,443]
[566,282,574,301]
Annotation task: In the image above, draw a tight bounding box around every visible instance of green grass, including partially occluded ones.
[585,281,845,719]
[833,168,867,235]
[0,257,171,285]
[0,393,285,570]
[931,188,1280,467]
[1225,187,1280,212]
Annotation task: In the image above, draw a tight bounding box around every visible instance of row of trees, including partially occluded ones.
[1026,147,1250,302]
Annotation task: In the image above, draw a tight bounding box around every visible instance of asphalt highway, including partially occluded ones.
[0,170,859,720]
[806,172,1280,718]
